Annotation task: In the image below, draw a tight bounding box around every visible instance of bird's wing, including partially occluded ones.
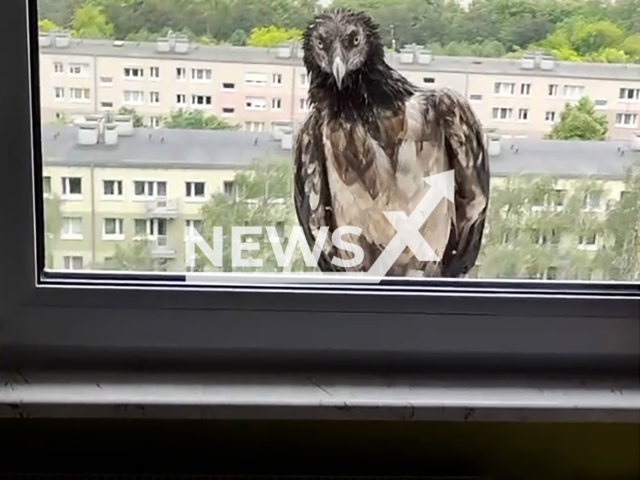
[420,88,490,277]
[294,110,344,272]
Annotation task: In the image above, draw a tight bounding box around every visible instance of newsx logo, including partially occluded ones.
[186,170,455,276]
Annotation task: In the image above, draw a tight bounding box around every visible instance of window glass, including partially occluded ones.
[36,2,639,282]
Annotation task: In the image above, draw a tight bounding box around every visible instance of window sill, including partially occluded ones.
[61,195,83,201]
[0,371,637,422]
[101,196,123,201]
[60,235,83,241]
[103,235,125,241]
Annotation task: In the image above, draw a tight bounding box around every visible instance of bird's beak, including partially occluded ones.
[331,47,347,89]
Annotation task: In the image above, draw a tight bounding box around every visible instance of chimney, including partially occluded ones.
[53,29,70,48]
[539,54,555,71]
[156,37,171,53]
[174,34,190,53]
[276,42,292,59]
[76,122,99,146]
[113,115,134,136]
[488,136,501,156]
[520,53,535,70]
[280,128,293,150]
[631,132,640,152]
[104,123,119,145]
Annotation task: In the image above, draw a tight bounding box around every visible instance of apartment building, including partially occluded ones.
[39,31,640,140]
[41,122,640,275]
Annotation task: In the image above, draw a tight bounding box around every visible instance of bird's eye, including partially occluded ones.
[316,39,323,48]
[353,35,361,45]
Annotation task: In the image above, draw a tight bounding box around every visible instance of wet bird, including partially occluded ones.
[294,9,490,277]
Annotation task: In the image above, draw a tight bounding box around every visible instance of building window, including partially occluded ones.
[191,94,212,106]
[245,97,267,110]
[221,107,235,116]
[615,113,638,127]
[134,180,166,198]
[545,111,556,123]
[100,101,114,110]
[103,180,123,197]
[583,191,602,211]
[300,73,308,87]
[245,72,268,85]
[546,267,558,281]
[150,116,162,128]
[299,98,309,112]
[176,67,186,80]
[563,85,584,99]
[103,218,124,239]
[271,98,282,110]
[62,177,82,197]
[185,220,203,239]
[54,87,65,100]
[53,62,63,73]
[520,83,531,96]
[69,63,88,76]
[619,88,639,101]
[594,99,608,108]
[192,68,212,81]
[423,77,435,84]
[150,66,160,79]
[124,67,144,79]
[69,88,90,102]
[548,84,559,97]
[492,107,512,121]
[150,91,160,104]
[245,121,265,132]
[272,73,282,85]
[61,217,83,239]
[493,82,515,96]
[134,218,167,238]
[176,93,187,105]
[518,108,529,121]
[578,233,598,249]
[186,181,205,198]
[469,94,482,101]
[222,82,235,91]
[223,181,236,196]
[43,176,51,194]
[99,76,113,86]
[63,256,83,270]
[123,90,144,105]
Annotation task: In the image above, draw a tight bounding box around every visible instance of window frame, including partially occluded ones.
[0,1,638,392]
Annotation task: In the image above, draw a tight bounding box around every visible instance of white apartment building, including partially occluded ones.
[39,31,640,140]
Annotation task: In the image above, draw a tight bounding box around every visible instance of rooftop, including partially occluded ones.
[39,38,640,82]
[40,125,640,179]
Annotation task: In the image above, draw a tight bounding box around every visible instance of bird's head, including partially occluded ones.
[302,9,383,90]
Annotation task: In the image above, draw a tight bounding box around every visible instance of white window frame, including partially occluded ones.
[185,180,206,200]
[545,111,556,123]
[184,219,203,240]
[615,113,638,128]
[563,84,585,100]
[493,82,515,96]
[221,82,236,91]
[99,76,113,87]
[54,87,65,101]
[149,66,160,80]
[1,5,638,423]
[492,107,513,121]
[548,84,559,97]
[520,83,531,96]
[123,90,144,105]
[134,218,166,240]
[299,98,309,112]
[150,116,162,128]
[133,180,167,199]
[124,66,144,80]
[60,216,83,240]
[619,88,639,101]
[69,87,90,103]
[69,62,88,76]
[271,98,282,110]
[149,91,161,105]
[245,72,268,86]
[102,217,125,240]
[176,93,187,106]
[245,96,267,111]
[191,68,212,81]
[517,108,529,122]
[176,67,187,81]
[53,62,64,74]
[102,179,123,199]
[61,176,82,199]
[191,94,212,107]
[221,107,235,117]
[62,255,84,271]
[271,73,282,86]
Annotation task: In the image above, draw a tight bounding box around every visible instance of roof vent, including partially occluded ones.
[631,132,640,152]
[113,115,134,136]
[488,136,501,156]
[174,34,190,53]
[417,48,433,65]
[520,53,535,69]
[53,29,70,48]
[276,42,292,59]
[39,31,52,48]
[76,122,100,146]
[113,40,124,47]
[156,37,171,53]
[104,123,119,145]
[539,55,555,70]
[399,47,415,64]
[280,128,293,150]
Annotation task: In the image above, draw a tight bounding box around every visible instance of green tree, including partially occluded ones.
[198,156,315,273]
[43,194,62,269]
[228,28,248,46]
[71,4,114,38]
[39,18,59,32]
[546,97,608,141]
[247,25,302,47]
[164,109,238,130]
[117,107,144,128]
[100,240,157,271]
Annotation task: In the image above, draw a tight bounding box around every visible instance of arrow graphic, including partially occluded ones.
[366,170,455,277]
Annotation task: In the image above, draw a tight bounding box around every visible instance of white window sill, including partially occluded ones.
[578,245,598,251]
[69,100,91,104]
[101,196,124,201]
[103,234,125,241]
[60,234,83,240]
[185,197,206,203]
[615,124,639,129]
[123,102,144,106]
[61,194,83,201]
[221,89,236,92]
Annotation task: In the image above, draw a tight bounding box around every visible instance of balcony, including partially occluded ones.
[150,235,177,259]
[145,197,179,218]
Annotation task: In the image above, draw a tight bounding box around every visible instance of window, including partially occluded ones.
[69,63,88,75]
[594,99,608,108]
[222,82,235,91]
[192,68,212,81]
[133,180,167,198]
[492,107,512,121]
[61,177,82,197]
[300,73,308,87]
[469,94,482,101]
[245,72,268,86]
[124,67,144,79]
[100,101,114,110]
[223,180,236,196]
[134,218,167,238]
[191,95,212,106]
[176,67,186,80]
[245,97,267,110]
[103,218,124,239]
[43,176,51,194]
[54,87,64,100]
[583,191,602,211]
[520,83,531,96]
[546,266,558,281]
[150,116,162,128]
[103,180,123,197]
[299,98,309,112]
[423,77,435,84]
[245,121,265,132]
[578,233,598,249]
[150,91,160,104]
[186,181,205,199]
[563,85,585,99]
[619,88,639,101]
[61,217,83,239]
[222,107,235,116]
[124,90,144,105]
[271,98,282,110]
[185,219,203,239]
[545,111,556,123]
[615,113,638,127]
[548,84,558,97]
[518,108,529,121]
[100,76,113,86]
[493,82,515,96]
[176,93,187,105]
[53,62,63,73]
[69,88,90,102]
[150,66,160,79]
[271,73,282,85]
[62,256,83,270]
